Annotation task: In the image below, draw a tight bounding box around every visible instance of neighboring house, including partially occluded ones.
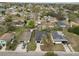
[51,31,68,44]
[18,31,32,43]
[12,20,24,27]
[0,33,15,46]
[57,20,68,28]
[0,8,5,13]
[0,16,5,24]
[35,30,48,43]
[35,31,43,43]
[5,7,17,15]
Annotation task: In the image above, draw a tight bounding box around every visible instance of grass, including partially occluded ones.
[68,26,79,35]
[0,31,5,36]
[63,30,79,52]
[27,30,36,51]
[40,33,64,51]
[44,51,57,56]
[27,40,36,51]
[14,27,26,38]
[53,44,64,51]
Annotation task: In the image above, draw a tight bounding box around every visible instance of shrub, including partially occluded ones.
[6,40,18,50]
[44,51,57,56]
[68,26,79,35]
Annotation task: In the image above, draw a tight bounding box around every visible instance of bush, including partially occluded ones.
[27,41,36,51]
[44,51,57,56]
[6,40,18,50]
[68,26,79,35]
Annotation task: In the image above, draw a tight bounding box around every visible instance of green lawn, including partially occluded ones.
[68,26,79,35]
[44,51,57,56]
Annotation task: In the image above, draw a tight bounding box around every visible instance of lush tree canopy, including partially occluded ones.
[27,20,35,28]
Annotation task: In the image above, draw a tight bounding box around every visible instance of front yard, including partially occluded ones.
[6,27,26,51]
[63,30,79,52]
[40,33,64,51]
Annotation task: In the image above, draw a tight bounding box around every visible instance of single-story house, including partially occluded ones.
[0,16,5,24]
[35,30,48,43]
[18,31,32,43]
[51,31,68,44]
[12,20,24,27]
[0,8,5,13]
[0,33,15,46]
[57,21,68,28]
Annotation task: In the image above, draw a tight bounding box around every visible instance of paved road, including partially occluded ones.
[55,51,79,56]
[0,51,46,56]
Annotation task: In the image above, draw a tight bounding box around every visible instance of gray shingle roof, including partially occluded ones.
[52,31,68,42]
[35,31,48,41]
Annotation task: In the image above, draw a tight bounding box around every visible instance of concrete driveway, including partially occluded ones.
[0,46,6,52]
[15,43,26,52]
[63,44,71,52]
[35,43,41,52]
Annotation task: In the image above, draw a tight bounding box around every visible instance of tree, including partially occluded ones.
[7,23,16,32]
[5,15,16,32]
[27,20,35,28]
[5,15,13,22]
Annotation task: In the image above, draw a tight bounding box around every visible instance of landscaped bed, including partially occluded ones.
[63,31,79,52]
[27,30,36,51]
[44,51,57,56]
[40,44,64,51]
